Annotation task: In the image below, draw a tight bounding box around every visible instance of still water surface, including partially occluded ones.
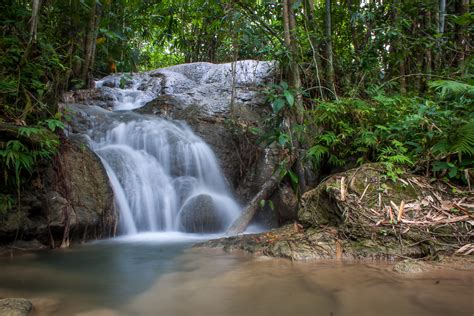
[0,234,472,316]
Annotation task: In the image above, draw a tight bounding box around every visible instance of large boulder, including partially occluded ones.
[298,164,472,246]
[0,137,116,249]
[179,194,224,233]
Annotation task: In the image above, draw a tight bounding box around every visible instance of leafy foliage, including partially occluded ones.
[305,80,473,183]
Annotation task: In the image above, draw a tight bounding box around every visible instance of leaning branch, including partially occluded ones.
[227,155,296,235]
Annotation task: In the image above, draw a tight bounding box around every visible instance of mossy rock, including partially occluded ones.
[0,137,116,248]
[297,163,472,257]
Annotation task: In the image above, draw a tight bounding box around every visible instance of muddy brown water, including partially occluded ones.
[0,234,472,316]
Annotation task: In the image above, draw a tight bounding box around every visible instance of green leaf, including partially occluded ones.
[272,98,285,113]
[287,169,299,185]
[283,90,294,107]
[268,200,275,211]
[278,134,289,146]
[448,166,458,178]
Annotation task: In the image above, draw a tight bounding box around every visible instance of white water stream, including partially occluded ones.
[85,76,240,235]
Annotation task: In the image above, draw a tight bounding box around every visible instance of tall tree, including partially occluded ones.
[303,0,324,99]
[81,0,100,87]
[324,0,337,98]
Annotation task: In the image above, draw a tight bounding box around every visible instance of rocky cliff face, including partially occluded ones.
[68,61,275,191]
[0,137,116,250]
[66,60,297,229]
[1,61,302,250]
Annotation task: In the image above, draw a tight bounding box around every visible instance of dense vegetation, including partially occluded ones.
[1,0,472,211]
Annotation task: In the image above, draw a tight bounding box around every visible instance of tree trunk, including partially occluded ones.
[324,0,337,99]
[29,0,41,43]
[81,0,99,88]
[21,0,42,66]
[283,0,306,193]
[425,10,433,82]
[455,0,469,66]
[438,0,446,34]
[303,0,324,99]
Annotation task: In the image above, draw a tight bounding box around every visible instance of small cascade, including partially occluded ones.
[95,75,157,111]
[83,75,241,235]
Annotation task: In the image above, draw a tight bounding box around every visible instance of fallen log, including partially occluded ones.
[226,172,282,235]
[227,155,296,235]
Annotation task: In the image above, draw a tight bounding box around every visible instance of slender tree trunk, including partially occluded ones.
[425,10,433,82]
[455,0,469,67]
[324,0,337,99]
[392,0,406,94]
[399,57,407,94]
[81,0,99,87]
[21,0,42,66]
[303,0,324,99]
[287,1,302,103]
[438,0,446,34]
[29,0,41,43]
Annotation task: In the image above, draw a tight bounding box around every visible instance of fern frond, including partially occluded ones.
[356,130,377,146]
[451,120,474,158]
[429,80,474,98]
[328,154,345,167]
[431,139,450,156]
[306,145,329,165]
[319,132,339,146]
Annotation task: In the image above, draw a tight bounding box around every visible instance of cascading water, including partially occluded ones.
[81,75,241,235]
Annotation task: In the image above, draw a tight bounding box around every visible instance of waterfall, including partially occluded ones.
[83,76,241,235]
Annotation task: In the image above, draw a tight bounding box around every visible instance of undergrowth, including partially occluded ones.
[305,79,473,184]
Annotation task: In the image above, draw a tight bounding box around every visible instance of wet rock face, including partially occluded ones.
[179,194,224,233]
[138,61,274,117]
[0,298,33,316]
[66,61,275,190]
[64,60,291,229]
[0,138,116,249]
[133,61,274,192]
[272,183,298,224]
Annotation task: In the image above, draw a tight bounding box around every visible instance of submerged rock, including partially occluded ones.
[0,298,33,316]
[393,259,430,274]
[179,194,225,233]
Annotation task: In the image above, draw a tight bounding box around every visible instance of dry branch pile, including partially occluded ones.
[299,164,473,257]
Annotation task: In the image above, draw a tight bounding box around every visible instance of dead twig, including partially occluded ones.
[397,200,405,222]
[340,177,346,201]
[359,184,370,202]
